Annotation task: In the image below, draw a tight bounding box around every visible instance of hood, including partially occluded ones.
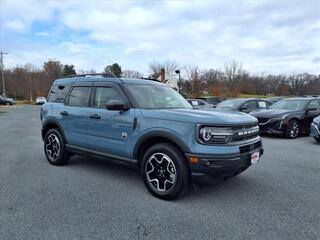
[141,108,257,125]
[250,108,301,118]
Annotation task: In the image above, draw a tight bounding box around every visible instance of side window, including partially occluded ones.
[48,85,70,103]
[258,101,267,108]
[242,101,257,109]
[94,87,124,108]
[308,100,320,110]
[67,87,91,107]
[197,101,205,106]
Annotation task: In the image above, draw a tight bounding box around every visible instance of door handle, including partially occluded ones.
[60,111,69,116]
[90,114,101,119]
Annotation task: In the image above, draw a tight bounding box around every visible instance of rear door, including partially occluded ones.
[60,82,92,148]
[86,82,135,159]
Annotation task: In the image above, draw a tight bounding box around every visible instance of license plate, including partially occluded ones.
[251,151,260,165]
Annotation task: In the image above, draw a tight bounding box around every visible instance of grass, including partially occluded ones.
[238,94,271,99]
[15,100,36,105]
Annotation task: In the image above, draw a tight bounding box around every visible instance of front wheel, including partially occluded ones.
[44,128,70,165]
[285,120,300,139]
[141,143,190,200]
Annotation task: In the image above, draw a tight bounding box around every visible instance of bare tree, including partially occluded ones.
[224,60,244,96]
[122,70,144,78]
[149,60,179,78]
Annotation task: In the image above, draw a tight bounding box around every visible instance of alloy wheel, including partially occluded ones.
[289,122,299,138]
[146,153,177,192]
[45,134,61,161]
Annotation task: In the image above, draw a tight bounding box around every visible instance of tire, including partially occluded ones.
[141,143,190,200]
[285,120,300,139]
[44,128,70,165]
[314,137,320,143]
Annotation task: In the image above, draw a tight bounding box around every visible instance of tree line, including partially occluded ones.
[1,60,319,100]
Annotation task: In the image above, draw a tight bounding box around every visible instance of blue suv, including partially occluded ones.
[41,75,263,199]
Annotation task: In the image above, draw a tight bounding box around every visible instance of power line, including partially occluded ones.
[0,51,8,97]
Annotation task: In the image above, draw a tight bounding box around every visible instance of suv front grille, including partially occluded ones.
[230,124,259,142]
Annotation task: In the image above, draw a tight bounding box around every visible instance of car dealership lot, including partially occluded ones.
[1,106,319,240]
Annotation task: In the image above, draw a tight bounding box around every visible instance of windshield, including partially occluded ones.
[270,99,308,110]
[216,99,246,109]
[125,84,192,109]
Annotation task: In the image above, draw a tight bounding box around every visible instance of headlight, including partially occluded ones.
[199,127,233,144]
[273,115,288,121]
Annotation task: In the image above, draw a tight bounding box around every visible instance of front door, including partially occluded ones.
[86,83,135,159]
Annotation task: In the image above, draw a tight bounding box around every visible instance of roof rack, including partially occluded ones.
[63,72,117,78]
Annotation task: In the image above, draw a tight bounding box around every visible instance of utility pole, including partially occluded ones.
[1,52,8,97]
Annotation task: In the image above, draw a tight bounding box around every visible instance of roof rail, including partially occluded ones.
[139,77,160,82]
[63,72,117,78]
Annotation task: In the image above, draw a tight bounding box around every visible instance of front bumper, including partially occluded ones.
[186,139,263,183]
[310,122,320,138]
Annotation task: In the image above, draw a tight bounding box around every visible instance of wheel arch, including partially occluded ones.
[133,131,191,165]
[42,119,67,143]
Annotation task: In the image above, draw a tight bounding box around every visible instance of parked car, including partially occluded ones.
[196,96,223,107]
[216,98,272,114]
[310,115,320,143]
[41,75,263,200]
[36,97,47,105]
[187,99,214,110]
[251,97,320,139]
[0,95,15,105]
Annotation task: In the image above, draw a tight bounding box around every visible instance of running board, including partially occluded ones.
[65,144,137,164]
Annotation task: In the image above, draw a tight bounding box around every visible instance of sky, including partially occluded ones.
[1,0,320,75]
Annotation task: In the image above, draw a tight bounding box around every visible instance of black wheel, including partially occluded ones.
[285,120,300,139]
[141,143,190,200]
[44,128,70,165]
[314,137,320,143]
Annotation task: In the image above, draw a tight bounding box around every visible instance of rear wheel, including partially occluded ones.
[285,120,299,139]
[44,128,70,165]
[141,143,190,200]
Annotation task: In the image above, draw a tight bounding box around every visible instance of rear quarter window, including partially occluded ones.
[48,85,70,103]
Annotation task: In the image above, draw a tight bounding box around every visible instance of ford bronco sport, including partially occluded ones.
[41,75,263,200]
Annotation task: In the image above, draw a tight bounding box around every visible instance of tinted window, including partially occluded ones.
[67,87,91,107]
[48,85,70,103]
[308,100,320,110]
[242,101,257,109]
[94,87,124,108]
[271,99,309,110]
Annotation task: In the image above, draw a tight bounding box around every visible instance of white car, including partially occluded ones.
[36,97,47,105]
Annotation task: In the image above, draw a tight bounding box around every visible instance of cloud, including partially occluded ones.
[1,0,320,74]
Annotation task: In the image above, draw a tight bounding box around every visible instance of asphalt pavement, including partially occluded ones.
[1,105,319,240]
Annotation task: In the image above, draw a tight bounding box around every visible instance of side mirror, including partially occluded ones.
[106,100,130,111]
[306,107,317,112]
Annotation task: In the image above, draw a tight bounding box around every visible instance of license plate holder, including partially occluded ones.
[251,151,260,165]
